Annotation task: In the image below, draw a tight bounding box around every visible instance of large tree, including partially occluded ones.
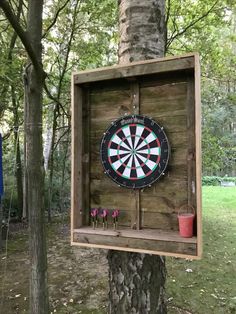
[107,1,167,313]
[0,0,49,313]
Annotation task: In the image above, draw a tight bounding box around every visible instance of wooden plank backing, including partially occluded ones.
[139,77,191,231]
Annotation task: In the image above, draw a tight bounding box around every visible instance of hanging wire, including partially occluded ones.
[0,127,21,309]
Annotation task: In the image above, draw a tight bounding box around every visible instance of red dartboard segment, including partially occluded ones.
[100,115,170,189]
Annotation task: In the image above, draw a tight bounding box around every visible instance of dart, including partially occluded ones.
[100,209,109,230]
[112,209,119,230]
[90,208,98,229]
[104,209,108,229]
[115,209,119,230]
[90,209,95,229]
[95,208,98,228]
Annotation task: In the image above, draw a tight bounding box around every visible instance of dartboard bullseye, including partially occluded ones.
[100,115,170,189]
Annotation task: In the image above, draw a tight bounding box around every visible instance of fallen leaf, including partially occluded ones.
[167,297,173,302]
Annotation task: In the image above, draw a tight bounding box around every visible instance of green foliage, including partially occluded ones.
[202,176,236,185]
[1,133,23,219]
[166,0,236,176]
[201,80,236,175]
[202,176,221,186]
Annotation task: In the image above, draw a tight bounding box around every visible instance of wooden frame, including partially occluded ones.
[71,53,202,259]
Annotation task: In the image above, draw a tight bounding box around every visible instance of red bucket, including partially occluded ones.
[178,205,195,238]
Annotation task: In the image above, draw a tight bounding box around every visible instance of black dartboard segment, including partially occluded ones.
[100,115,170,189]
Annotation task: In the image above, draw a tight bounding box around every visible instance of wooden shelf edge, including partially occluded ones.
[71,240,201,260]
[73,53,197,84]
[73,227,197,244]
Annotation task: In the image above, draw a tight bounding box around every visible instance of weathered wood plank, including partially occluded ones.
[74,54,195,84]
[194,54,202,257]
[186,77,196,210]
[90,114,187,135]
[71,84,83,229]
[83,88,90,226]
[141,212,179,231]
[73,230,197,255]
[139,71,190,88]
[90,176,188,195]
[90,190,135,209]
[140,194,187,231]
[74,227,197,243]
[140,191,188,211]
[90,89,132,120]
[140,82,187,113]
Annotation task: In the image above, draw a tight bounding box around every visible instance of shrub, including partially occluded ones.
[202,176,236,186]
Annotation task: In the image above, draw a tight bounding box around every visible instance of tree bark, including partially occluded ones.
[0,133,3,251]
[25,0,49,312]
[108,1,167,313]
[0,198,2,251]
[23,81,29,220]
[12,86,23,220]
[0,0,49,311]
[118,0,166,63]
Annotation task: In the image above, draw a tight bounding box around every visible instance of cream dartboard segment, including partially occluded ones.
[100,115,170,189]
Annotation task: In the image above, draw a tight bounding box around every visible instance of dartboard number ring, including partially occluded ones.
[100,115,170,189]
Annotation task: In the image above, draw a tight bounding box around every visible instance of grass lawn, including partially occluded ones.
[167,186,236,314]
[0,186,235,313]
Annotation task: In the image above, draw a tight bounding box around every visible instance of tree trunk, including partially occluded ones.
[108,1,166,313]
[14,128,23,220]
[12,86,23,220]
[0,133,3,251]
[23,85,29,220]
[118,0,165,63]
[0,198,2,251]
[0,0,49,310]
[47,103,59,222]
[25,0,49,312]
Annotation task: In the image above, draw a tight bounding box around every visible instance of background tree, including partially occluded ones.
[42,0,118,217]
[0,0,49,313]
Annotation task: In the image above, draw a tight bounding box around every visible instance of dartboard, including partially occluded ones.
[100,115,170,189]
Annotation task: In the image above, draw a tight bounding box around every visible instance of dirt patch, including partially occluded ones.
[0,221,108,314]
